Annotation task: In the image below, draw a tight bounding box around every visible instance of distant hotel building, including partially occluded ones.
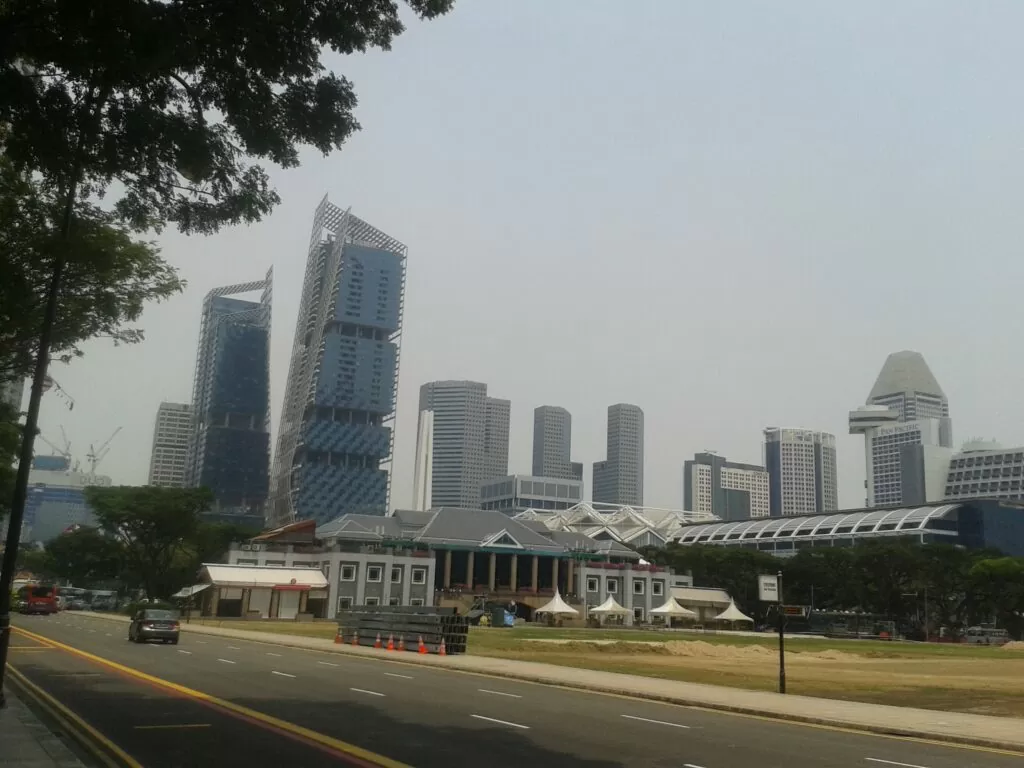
[186,273,272,517]
[480,474,583,514]
[532,406,574,480]
[593,403,644,506]
[944,440,1024,502]
[850,351,952,507]
[270,199,407,525]
[683,452,770,521]
[147,402,191,487]
[417,380,510,508]
[763,428,838,516]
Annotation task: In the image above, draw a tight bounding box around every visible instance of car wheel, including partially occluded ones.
[170,638,179,645]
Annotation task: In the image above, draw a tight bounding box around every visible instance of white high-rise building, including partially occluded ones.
[764,428,838,516]
[411,410,433,511]
[147,402,191,487]
[850,351,952,507]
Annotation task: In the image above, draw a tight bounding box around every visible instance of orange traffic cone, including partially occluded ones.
[438,638,447,656]
[417,635,427,654]
[352,630,359,647]
[386,634,395,651]
[374,632,382,649]
[334,628,342,644]
[398,635,406,652]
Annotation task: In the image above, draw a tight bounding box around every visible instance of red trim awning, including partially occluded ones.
[272,584,310,591]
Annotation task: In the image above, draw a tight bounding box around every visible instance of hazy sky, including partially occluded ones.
[29,1,1024,511]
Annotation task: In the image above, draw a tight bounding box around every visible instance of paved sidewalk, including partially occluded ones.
[78,612,1024,753]
[1,685,88,768]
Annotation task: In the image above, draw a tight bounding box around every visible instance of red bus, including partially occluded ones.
[17,584,59,615]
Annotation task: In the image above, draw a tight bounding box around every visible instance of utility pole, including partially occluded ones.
[777,570,786,694]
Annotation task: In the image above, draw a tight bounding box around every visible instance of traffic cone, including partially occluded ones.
[417,635,427,654]
[334,628,342,644]
[352,630,359,647]
[438,638,447,656]
[398,635,406,652]
[374,632,382,649]
[386,634,395,651]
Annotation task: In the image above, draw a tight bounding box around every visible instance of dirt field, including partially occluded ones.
[188,619,1024,718]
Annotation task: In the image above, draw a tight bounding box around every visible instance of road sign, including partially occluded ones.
[759,574,780,602]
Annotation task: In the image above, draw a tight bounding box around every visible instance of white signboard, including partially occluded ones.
[758,574,780,603]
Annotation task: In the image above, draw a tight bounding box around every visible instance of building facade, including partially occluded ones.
[851,351,952,507]
[592,403,644,506]
[186,273,272,517]
[480,474,584,514]
[417,380,510,508]
[683,452,770,521]
[944,441,1024,502]
[532,406,573,479]
[147,402,191,487]
[269,199,406,526]
[764,428,838,517]
[22,456,112,543]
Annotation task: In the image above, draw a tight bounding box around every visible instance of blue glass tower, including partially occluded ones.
[269,198,405,525]
[186,271,272,517]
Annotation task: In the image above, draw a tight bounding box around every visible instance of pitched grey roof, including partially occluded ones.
[315,514,404,541]
[868,350,945,401]
[416,508,564,552]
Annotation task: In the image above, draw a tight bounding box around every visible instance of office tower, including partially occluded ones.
[269,198,406,525]
[763,428,838,516]
[147,402,191,487]
[22,457,112,543]
[570,461,583,482]
[684,451,770,521]
[944,440,1024,502]
[480,475,583,514]
[592,403,644,506]
[417,380,510,508]
[186,272,272,517]
[850,351,952,507]
[412,410,434,511]
[532,406,573,479]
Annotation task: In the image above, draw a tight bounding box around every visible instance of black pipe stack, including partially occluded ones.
[336,605,469,655]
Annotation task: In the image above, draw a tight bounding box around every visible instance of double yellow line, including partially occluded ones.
[11,625,408,768]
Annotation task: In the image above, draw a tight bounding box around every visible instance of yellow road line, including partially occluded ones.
[134,723,212,730]
[12,625,410,768]
[8,646,53,650]
[6,665,143,768]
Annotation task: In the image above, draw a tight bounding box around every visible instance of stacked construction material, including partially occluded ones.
[336,605,469,655]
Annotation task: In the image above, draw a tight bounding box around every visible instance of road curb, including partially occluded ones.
[77,613,1024,755]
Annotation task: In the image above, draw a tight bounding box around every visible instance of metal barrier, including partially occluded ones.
[336,606,469,655]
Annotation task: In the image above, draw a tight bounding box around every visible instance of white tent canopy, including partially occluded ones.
[650,597,698,618]
[171,584,210,599]
[535,591,579,615]
[588,596,629,615]
[713,599,754,624]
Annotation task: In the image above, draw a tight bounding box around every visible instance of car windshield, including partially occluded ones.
[144,610,177,620]
[31,586,53,598]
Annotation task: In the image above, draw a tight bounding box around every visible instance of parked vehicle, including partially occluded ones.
[128,608,180,644]
[17,584,59,615]
[965,626,1010,646]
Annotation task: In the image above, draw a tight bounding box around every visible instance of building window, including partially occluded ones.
[411,568,427,585]
[338,597,353,610]
[606,579,618,594]
[388,597,401,606]
[586,577,598,593]
[236,559,258,566]
[652,581,664,597]
[633,607,644,623]
[365,597,380,606]
[410,598,425,607]
[391,567,402,584]
[265,560,286,566]
[633,579,645,595]
[340,565,356,582]
[367,566,383,583]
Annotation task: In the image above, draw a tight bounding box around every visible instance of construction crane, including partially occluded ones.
[36,433,71,463]
[86,427,121,475]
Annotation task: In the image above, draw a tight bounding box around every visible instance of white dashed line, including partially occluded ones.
[865,760,931,768]
[105,633,112,637]
[317,661,339,667]
[683,764,707,768]
[217,658,236,665]
[620,715,690,729]
[88,629,96,633]
[266,652,281,657]
[470,714,529,730]
[228,646,241,650]
[271,671,296,678]
[177,650,192,655]
[350,688,385,697]
[195,640,207,644]
[383,672,413,680]
[478,689,522,699]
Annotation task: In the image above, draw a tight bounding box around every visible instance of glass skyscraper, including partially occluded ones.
[269,198,406,525]
[186,271,272,517]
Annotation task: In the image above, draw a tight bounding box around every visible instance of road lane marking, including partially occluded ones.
[470,714,529,730]
[135,724,211,730]
[217,659,236,665]
[350,688,385,697]
[272,671,296,679]
[384,672,413,679]
[266,652,282,657]
[478,689,522,699]
[317,661,339,667]
[48,672,102,677]
[683,764,706,768]
[195,640,208,644]
[105,633,112,637]
[11,625,410,768]
[866,760,931,768]
[228,646,241,650]
[621,714,690,729]
[177,650,192,655]
[88,629,96,633]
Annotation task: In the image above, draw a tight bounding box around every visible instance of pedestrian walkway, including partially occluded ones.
[1,685,87,768]
[79,612,1024,753]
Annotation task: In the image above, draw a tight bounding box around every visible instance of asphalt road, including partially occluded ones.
[9,613,1022,768]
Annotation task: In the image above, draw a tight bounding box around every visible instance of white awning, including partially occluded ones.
[535,591,579,615]
[199,563,328,589]
[171,584,210,599]
[713,599,754,623]
[588,596,629,615]
[650,597,698,618]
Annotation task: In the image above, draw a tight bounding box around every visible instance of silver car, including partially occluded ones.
[128,608,180,644]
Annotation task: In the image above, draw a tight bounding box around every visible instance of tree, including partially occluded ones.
[41,527,123,587]
[0,156,183,381]
[84,486,213,600]
[0,400,18,524]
